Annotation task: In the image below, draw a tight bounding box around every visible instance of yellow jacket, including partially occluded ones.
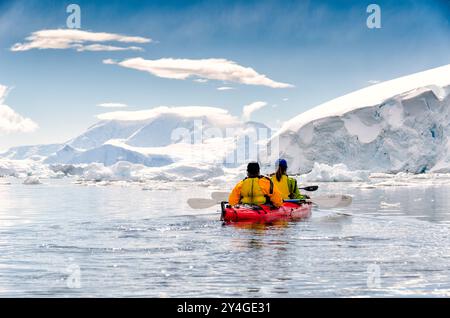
[228,176,283,207]
[270,174,304,200]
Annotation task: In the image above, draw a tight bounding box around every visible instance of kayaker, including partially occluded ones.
[270,159,307,200]
[228,162,283,207]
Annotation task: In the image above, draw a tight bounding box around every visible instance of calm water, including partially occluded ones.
[1,178,450,297]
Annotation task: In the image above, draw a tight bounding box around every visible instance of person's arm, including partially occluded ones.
[289,177,307,200]
[228,181,243,206]
[270,186,284,207]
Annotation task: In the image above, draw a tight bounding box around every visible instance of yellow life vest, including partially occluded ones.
[271,174,290,199]
[240,177,266,205]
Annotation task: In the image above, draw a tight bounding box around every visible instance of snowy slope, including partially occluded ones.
[66,144,173,166]
[277,64,450,134]
[274,64,450,174]
[0,143,62,160]
[125,108,240,147]
[68,120,149,150]
[44,144,82,164]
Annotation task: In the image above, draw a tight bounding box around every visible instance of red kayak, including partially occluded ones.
[221,201,312,223]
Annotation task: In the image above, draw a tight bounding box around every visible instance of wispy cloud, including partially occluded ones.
[368,80,381,85]
[103,58,294,88]
[0,85,7,103]
[0,85,38,134]
[217,86,234,91]
[77,44,143,52]
[97,102,128,108]
[96,106,239,127]
[11,29,152,52]
[242,101,268,121]
[103,59,117,65]
[194,79,208,83]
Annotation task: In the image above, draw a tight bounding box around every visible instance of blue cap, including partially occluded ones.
[276,159,288,168]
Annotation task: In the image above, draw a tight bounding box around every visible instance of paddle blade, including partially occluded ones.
[310,194,353,208]
[187,198,219,209]
[300,185,319,192]
[334,195,353,208]
[211,191,230,202]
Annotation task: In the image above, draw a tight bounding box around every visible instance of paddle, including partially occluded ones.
[284,194,353,209]
[187,198,221,209]
[187,198,223,209]
[188,192,353,210]
[210,185,318,202]
[300,185,319,191]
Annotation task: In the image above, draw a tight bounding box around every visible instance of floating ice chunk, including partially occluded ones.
[81,163,113,181]
[23,176,41,185]
[300,163,370,182]
[372,180,413,187]
[380,201,401,208]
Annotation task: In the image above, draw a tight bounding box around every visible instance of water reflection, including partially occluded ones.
[224,219,291,230]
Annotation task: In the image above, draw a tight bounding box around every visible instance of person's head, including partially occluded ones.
[275,159,288,181]
[246,161,260,178]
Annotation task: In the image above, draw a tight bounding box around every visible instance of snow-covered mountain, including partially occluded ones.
[67,106,240,150]
[273,64,450,174]
[68,120,149,150]
[2,106,244,169]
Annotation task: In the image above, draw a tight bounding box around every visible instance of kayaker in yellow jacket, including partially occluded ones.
[229,162,283,207]
[270,159,307,200]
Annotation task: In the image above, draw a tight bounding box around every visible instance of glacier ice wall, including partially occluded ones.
[275,86,450,174]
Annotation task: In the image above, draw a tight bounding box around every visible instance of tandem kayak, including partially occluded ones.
[221,201,312,223]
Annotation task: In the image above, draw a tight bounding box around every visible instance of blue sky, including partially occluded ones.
[0,0,449,150]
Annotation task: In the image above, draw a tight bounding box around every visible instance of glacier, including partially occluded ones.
[273,64,450,174]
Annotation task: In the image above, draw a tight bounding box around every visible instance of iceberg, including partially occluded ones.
[300,163,370,182]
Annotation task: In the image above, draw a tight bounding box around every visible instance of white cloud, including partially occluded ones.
[217,86,234,91]
[97,106,240,126]
[0,105,38,134]
[368,80,381,85]
[77,44,143,52]
[194,79,208,83]
[103,59,117,65]
[0,85,38,134]
[97,102,128,108]
[0,85,7,103]
[11,29,152,52]
[242,101,268,121]
[282,98,289,101]
[104,58,294,88]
